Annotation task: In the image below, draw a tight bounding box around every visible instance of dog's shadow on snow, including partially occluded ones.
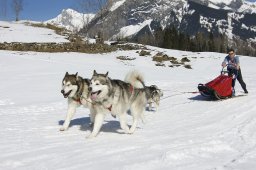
[58,117,91,131]
[188,95,215,101]
[58,118,125,134]
[100,120,125,134]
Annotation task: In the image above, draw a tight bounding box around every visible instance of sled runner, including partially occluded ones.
[198,65,235,100]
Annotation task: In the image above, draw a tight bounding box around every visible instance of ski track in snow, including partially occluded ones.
[0,48,256,170]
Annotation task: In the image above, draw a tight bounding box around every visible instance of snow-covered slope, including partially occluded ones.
[45,9,95,32]
[193,0,256,12]
[0,22,256,170]
[0,21,69,43]
[110,0,126,11]
[239,0,256,13]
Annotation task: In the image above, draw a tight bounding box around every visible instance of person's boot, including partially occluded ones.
[244,89,248,94]
[232,88,236,96]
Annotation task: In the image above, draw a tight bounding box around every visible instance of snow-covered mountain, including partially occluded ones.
[84,0,256,43]
[45,9,95,32]
[193,0,256,12]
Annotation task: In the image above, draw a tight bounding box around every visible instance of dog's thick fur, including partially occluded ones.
[88,70,147,138]
[124,72,163,112]
[144,85,163,112]
[60,72,92,131]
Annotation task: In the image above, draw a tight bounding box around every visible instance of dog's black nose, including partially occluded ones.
[61,90,64,94]
[88,87,92,91]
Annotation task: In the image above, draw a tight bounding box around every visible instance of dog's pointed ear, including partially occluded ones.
[75,72,78,80]
[65,72,69,76]
[93,70,97,76]
[105,72,108,78]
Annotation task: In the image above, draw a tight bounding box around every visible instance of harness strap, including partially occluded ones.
[80,95,95,105]
[129,85,134,93]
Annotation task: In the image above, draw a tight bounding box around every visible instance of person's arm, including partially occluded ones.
[222,56,228,67]
[235,56,240,69]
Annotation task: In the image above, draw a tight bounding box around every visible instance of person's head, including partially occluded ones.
[227,48,235,57]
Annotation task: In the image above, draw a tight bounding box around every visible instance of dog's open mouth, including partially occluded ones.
[90,90,101,100]
[63,90,72,98]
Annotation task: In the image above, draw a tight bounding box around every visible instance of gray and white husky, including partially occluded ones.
[88,70,147,138]
[60,72,92,131]
[144,85,163,112]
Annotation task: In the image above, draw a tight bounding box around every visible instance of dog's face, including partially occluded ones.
[150,85,163,98]
[61,72,79,98]
[156,89,163,97]
[90,70,109,101]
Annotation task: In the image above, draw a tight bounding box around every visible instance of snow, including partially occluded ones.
[208,0,233,6]
[110,0,126,11]
[199,16,213,32]
[249,37,256,43]
[1,22,256,170]
[113,19,153,39]
[0,21,69,43]
[208,3,221,9]
[242,23,249,30]
[45,9,95,32]
[239,1,256,14]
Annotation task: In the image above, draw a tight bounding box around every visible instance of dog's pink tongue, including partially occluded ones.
[91,93,97,100]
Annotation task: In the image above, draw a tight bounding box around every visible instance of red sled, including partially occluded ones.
[198,69,233,100]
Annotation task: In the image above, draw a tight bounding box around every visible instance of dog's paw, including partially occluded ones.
[89,123,94,128]
[86,133,96,139]
[128,126,136,135]
[126,130,134,135]
[59,126,68,131]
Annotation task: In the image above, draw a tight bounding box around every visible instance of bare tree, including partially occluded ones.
[76,0,97,29]
[77,0,109,41]
[12,0,23,21]
[96,0,110,42]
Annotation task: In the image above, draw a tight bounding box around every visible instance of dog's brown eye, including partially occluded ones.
[96,83,99,85]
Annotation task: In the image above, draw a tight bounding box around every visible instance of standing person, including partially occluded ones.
[221,48,248,94]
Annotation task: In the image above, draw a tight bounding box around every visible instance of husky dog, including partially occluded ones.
[144,85,163,112]
[124,73,163,112]
[60,72,92,131]
[88,70,147,138]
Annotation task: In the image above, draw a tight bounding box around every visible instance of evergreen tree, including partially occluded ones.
[153,27,164,47]
[208,32,215,52]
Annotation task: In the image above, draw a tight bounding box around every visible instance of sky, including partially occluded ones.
[0,0,101,21]
[0,0,255,21]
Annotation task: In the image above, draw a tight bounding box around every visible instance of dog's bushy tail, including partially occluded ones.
[124,70,145,88]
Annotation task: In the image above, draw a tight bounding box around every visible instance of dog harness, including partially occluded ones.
[73,97,82,105]
[129,85,134,93]
[96,84,135,115]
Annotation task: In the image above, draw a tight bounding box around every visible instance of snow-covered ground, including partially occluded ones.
[1,22,256,170]
[0,21,69,43]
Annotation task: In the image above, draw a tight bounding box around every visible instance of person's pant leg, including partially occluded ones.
[237,68,247,92]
